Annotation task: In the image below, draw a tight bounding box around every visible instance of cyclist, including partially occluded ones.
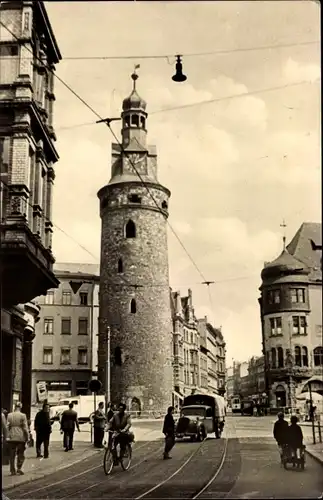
[106,403,133,463]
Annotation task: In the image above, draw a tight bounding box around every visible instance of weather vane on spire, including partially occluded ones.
[131,64,140,90]
[280,219,287,250]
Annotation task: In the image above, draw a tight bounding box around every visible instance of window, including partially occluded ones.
[78,318,88,335]
[61,318,71,335]
[125,116,130,127]
[190,332,194,344]
[78,348,88,365]
[291,288,306,303]
[62,291,71,305]
[128,194,141,204]
[60,348,71,365]
[268,289,281,304]
[118,258,123,273]
[277,347,284,368]
[44,317,54,334]
[114,347,122,366]
[313,347,323,367]
[80,292,88,306]
[131,114,139,126]
[130,298,137,314]
[270,317,282,336]
[292,316,307,335]
[125,220,136,238]
[45,291,54,305]
[294,346,301,366]
[302,346,308,367]
[0,45,19,84]
[43,348,53,364]
[271,348,276,368]
[162,200,168,210]
[140,116,146,128]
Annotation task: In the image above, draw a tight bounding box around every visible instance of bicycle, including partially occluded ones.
[103,430,132,475]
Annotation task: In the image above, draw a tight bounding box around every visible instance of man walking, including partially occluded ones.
[273,412,289,462]
[6,402,29,475]
[93,402,106,448]
[34,403,52,458]
[60,403,80,452]
[162,406,175,460]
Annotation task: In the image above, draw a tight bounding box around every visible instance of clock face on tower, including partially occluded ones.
[124,153,146,173]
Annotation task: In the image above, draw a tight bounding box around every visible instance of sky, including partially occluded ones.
[45,1,321,364]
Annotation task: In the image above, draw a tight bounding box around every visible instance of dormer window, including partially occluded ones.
[128,194,141,204]
[131,114,139,126]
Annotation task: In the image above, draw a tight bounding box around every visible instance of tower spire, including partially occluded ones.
[280,219,287,251]
[131,64,140,91]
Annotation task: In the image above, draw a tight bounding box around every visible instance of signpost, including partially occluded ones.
[88,379,102,444]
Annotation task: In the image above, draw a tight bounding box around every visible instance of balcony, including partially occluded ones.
[0,221,60,307]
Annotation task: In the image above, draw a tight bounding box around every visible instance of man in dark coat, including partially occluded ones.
[34,403,52,458]
[273,412,289,460]
[162,406,175,460]
[288,415,304,460]
[93,402,106,448]
[60,403,80,452]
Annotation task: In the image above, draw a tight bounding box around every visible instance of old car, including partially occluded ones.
[175,394,226,441]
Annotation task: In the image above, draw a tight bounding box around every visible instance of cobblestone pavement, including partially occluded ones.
[4,416,322,500]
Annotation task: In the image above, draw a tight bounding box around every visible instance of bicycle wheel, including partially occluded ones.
[103,447,114,475]
[120,444,132,471]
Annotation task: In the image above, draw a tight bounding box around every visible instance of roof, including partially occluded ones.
[262,249,308,274]
[36,2,62,63]
[54,263,100,277]
[287,222,322,281]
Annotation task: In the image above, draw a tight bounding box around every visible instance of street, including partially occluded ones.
[4,416,322,499]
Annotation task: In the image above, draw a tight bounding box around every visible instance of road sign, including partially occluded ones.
[88,379,102,393]
[69,281,83,294]
[36,381,48,402]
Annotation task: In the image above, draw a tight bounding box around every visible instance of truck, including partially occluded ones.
[175,393,226,441]
[49,395,105,424]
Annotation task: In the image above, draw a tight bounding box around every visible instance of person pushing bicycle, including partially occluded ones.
[106,403,133,463]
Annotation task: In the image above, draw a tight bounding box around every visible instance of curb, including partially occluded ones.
[305,448,323,466]
[3,447,101,492]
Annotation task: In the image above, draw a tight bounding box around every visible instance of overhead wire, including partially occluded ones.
[0,39,318,60]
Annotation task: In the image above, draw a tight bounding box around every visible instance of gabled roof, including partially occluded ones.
[287,222,322,281]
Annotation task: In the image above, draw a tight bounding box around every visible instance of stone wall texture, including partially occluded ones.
[98,182,173,412]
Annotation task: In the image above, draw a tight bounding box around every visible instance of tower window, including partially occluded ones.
[118,258,123,273]
[128,194,142,204]
[125,116,130,127]
[130,298,137,314]
[131,114,139,126]
[115,347,122,366]
[161,200,168,210]
[125,220,136,238]
[140,116,146,128]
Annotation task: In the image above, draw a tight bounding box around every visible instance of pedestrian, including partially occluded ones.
[60,402,80,452]
[107,402,114,422]
[162,406,175,460]
[34,402,52,458]
[6,402,29,476]
[288,415,304,460]
[93,402,106,448]
[273,411,289,462]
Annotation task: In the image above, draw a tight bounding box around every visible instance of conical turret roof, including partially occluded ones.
[261,249,309,280]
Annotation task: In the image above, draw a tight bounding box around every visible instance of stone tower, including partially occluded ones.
[97,71,173,413]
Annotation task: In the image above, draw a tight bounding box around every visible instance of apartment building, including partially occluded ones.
[31,263,99,404]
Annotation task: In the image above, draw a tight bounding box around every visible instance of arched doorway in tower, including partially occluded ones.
[275,384,286,408]
[131,397,141,416]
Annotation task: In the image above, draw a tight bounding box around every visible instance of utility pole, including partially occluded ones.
[105,326,111,416]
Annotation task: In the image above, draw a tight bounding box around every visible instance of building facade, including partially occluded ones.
[259,222,322,409]
[171,289,199,407]
[97,72,173,413]
[31,263,99,405]
[0,0,61,416]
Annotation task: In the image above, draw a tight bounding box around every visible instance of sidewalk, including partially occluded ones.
[304,442,323,465]
[2,441,99,491]
[2,424,161,491]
